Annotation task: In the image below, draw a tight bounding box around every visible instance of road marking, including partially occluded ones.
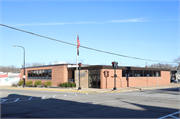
[0,99,6,103]
[14,98,19,102]
[42,96,46,99]
[53,95,55,97]
[158,111,180,119]
[28,97,33,100]
[86,93,88,95]
[169,115,179,119]
[64,94,66,96]
[75,94,77,96]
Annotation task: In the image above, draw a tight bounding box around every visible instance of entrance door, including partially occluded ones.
[88,70,100,88]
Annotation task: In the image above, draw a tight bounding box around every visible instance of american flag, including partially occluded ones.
[77,34,80,55]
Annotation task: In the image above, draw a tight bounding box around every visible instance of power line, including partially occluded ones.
[0,23,178,64]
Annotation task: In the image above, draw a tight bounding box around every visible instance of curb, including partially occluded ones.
[0,87,110,94]
[1,84,179,94]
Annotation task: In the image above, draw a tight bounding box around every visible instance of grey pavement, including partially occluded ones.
[1,86,180,118]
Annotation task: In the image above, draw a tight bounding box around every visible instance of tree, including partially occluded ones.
[174,56,180,62]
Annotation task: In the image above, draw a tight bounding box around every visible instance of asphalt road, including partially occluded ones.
[1,87,180,118]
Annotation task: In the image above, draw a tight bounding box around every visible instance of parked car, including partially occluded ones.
[171,79,177,83]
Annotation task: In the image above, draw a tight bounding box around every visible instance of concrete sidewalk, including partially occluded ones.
[1,83,179,93]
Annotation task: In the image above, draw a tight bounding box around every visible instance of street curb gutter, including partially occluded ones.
[1,87,116,94]
[1,84,179,94]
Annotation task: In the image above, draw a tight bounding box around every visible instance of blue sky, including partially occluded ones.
[0,0,179,68]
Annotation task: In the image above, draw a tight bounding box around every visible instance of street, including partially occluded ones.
[1,87,180,118]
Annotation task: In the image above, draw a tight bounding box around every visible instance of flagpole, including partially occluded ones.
[76,31,78,89]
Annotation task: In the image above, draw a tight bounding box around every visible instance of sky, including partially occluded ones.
[0,0,179,68]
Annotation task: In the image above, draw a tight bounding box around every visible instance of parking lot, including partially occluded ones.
[1,87,179,118]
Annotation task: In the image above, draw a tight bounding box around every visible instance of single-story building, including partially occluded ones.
[20,64,170,89]
[0,72,21,85]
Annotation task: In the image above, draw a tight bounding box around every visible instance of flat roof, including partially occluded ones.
[68,65,170,71]
[21,64,170,71]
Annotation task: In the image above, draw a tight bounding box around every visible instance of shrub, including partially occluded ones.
[66,82,71,87]
[18,80,24,86]
[60,83,66,87]
[44,81,52,87]
[60,82,76,87]
[26,81,33,86]
[71,83,76,87]
[34,81,42,87]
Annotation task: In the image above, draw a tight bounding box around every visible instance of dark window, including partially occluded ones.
[122,70,126,77]
[45,70,49,79]
[35,70,38,79]
[134,70,138,77]
[42,70,45,79]
[39,70,42,79]
[152,71,156,77]
[129,70,133,77]
[48,70,52,79]
[33,71,35,79]
[158,71,161,77]
[147,71,152,76]
[140,70,143,76]
[27,69,52,80]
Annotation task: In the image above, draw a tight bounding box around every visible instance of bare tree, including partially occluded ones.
[0,65,20,73]
[25,62,45,67]
[174,56,180,62]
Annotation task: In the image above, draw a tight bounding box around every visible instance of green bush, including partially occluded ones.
[44,81,52,87]
[26,81,33,86]
[34,81,42,87]
[60,83,66,87]
[18,80,24,86]
[66,82,71,87]
[60,82,76,87]
[71,83,76,87]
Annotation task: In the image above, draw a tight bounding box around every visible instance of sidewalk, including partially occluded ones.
[1,83,179,94]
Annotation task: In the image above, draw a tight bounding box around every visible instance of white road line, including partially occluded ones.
[14,98,19,102]
[0,99,6,103]
[53,95,55,98]
[75,94,77,96]
[158,111,180,119]
[42,96,46,99]
[64,94,66,96]
[169,115,179,119]
[28,97,33,100]
[86,93,88,95]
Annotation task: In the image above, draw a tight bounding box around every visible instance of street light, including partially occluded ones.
[13,45,25,88]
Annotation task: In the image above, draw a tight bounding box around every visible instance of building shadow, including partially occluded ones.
[1,94,179,118]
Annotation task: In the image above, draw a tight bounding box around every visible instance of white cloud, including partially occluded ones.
[109,18,148,23]
[12,17,149,26]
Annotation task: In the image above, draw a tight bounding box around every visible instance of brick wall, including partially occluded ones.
[20,65,68,86]
[74,70,88,88]
[100,69,170,89]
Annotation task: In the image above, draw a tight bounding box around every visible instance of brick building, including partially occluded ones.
[20,64,170,89]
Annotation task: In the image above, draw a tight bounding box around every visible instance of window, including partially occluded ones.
[129,70,133,77]
[152,71,156,77]
[39,70,42,79]
[122,70,126,77]
[35,70,37,79]
[27,69,52,79]
[42,70,45,79]
[48,70,52,79]
[45,70,49,79]
[122,70,161,77]
[33,71,35,79]
[28,70,32,79]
